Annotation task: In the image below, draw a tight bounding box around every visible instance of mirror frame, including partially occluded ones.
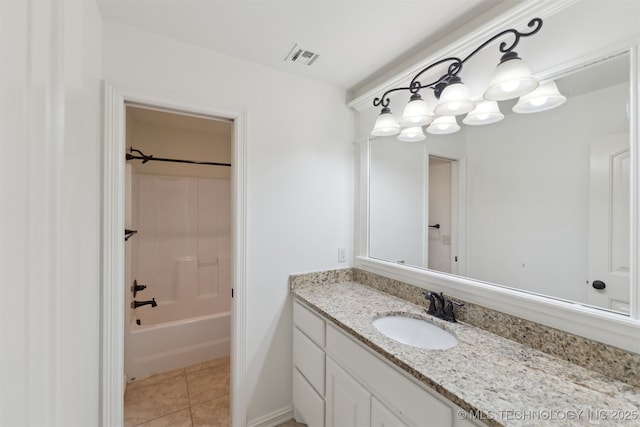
[351,1,640,353]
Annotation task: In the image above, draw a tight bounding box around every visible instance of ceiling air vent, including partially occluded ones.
[284,43,319,66]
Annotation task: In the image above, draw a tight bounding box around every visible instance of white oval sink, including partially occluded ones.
[372,315,457,350]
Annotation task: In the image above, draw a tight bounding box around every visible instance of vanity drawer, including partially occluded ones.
[293,367,324,427]
[293,327,325,395]
[293,301,325,347]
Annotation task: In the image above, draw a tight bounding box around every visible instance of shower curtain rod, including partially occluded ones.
[126,147,231,167]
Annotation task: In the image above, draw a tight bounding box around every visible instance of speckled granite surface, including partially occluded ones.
[352,269,640,389]
[290,274,640,426]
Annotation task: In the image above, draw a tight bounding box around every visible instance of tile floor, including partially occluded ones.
[124,356,306,427]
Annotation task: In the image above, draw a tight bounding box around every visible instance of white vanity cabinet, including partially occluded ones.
[371,397,407,427]
[293,301,326,427]
[293,301,480,427]
[325,357,371,427]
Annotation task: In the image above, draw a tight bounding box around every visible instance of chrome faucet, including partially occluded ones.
[424,292,464,322]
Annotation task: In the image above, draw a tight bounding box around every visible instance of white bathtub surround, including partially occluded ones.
[132,174,231,326]
[126,174,231,381]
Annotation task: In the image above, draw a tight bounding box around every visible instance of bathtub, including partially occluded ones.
[125,311,231,382]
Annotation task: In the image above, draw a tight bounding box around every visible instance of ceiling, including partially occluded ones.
[97,0,505,92]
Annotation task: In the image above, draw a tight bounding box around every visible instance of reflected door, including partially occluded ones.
[587,132,630,313]
[427,157,457,274]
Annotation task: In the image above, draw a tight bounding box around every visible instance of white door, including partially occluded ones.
[325,358,371,427]
[427,156,459,274]
[587,132,630,314]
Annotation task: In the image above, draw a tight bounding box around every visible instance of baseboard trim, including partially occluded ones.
[247,405,294,427]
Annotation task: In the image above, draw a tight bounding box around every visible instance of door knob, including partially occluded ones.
[592,280,606,290]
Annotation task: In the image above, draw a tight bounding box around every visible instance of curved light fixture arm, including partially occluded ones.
[373,85,413,108]
[461,17,543,62]
[372,18,543,109]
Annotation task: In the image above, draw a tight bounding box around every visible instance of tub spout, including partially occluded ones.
[132,298,157,309]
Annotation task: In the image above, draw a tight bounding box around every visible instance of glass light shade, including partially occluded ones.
[400,94,433,127]
[463,100,504,125]
[434,81,475,116]
[512,80,567,114]
[371,107,400,136]
[397,126,426,142]
[427,116,460,135]
[484,54,538,101]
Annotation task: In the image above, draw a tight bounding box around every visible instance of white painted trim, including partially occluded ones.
[100,83,248,426]
[355,138,370,260]
[231,109,248,427]
[101,82,126,426]
[247,405,294,427]
[355,256,640,353]
[631,45,640,319]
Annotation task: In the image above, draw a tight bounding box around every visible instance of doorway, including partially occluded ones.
[427,156,459,275]
[123,105,233,424]
[101,84,247,426]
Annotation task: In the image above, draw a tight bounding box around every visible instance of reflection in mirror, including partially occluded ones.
[369,52,631,314]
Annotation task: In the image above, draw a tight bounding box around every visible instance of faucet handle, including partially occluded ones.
[425,291,445,316]
[444,299,464,322]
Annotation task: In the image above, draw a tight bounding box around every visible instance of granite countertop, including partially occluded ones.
[291,280,640,426]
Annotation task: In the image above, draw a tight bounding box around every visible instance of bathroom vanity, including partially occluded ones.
[293,299,477,427]
[290,273,640,427]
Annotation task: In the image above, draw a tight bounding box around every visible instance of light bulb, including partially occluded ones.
[530,96,548,107]
[500,80,520,93]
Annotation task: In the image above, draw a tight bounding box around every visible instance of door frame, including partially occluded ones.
[426,155,466,276]
[100,82,247,426]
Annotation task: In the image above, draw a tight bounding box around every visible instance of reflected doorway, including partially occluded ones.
[427,156,459,275]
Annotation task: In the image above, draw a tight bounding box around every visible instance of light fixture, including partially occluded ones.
[484,52,539,101]
[370,107,400,136]
[400,93,433,126]
[513,80,567,113]
[427,116,460,135]
[370,18,543,140]
[434,76,475,116]
[398,126,426,142]
[463,100,504,125]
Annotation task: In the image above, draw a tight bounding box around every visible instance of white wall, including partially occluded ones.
[0,0,102,425]
[102,20,354,423]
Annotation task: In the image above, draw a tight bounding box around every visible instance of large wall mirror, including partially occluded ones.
[369,51,632,315]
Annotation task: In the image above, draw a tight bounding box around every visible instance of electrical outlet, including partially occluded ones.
[338,247,346,263]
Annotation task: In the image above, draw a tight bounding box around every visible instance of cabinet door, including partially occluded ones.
[371,396,409,427]
[326,357,371,427]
